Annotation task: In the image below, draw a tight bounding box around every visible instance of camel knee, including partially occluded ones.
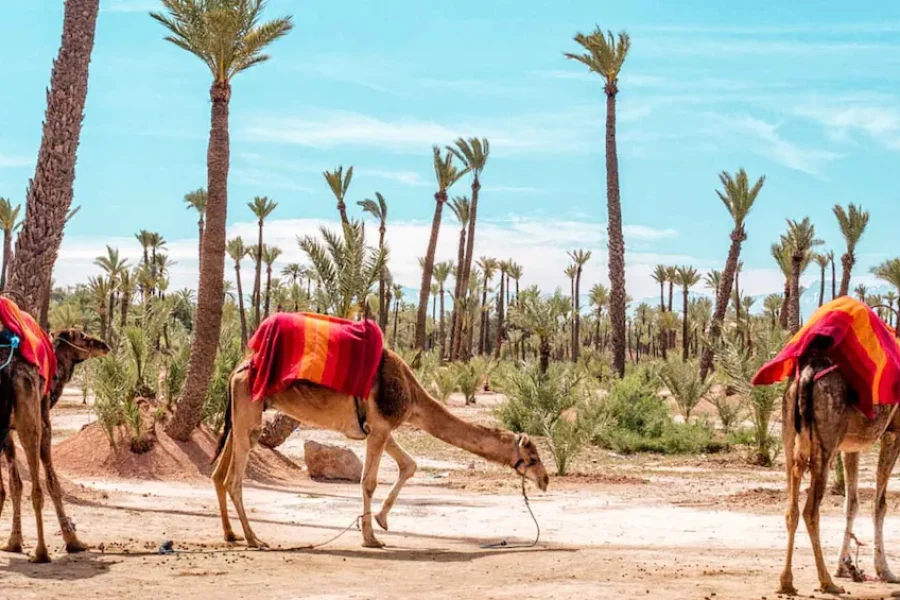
[399,458,417,481]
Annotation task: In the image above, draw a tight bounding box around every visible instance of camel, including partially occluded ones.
[779,348,900,595]
[212,348,550,549]
[0,328,109,563]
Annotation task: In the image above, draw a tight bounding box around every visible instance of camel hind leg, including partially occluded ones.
[779,383,805,595]
[834,451,860,578]
[13,374,49,563]
[873,430,900,582]
[360,429,389,548]
[39,396,86,553]
[804,435,844,593]
[1,437,23,553]
[211,431,241,543]
[375,434,417,531]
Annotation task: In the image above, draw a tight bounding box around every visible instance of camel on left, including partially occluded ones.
[0,328,109,563]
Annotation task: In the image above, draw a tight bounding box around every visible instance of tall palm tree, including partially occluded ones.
[94,245,129,341]
[855,283,869,302]
[433,261,453,360]
[676,266,701,361]
[872,259,900,312]
[885,290,899,329]
[87,276,110,339]
[477,257,498,355]
[565,27,630,377]
[134,228,153,300]
[666,265,678,314]
[699,168,765,380]
[226,237,249,348]
[119,269,134,330]
[827,250,836,300]
[783,218,823,333]
[564,264,577,357]
[184,187,207,264]
[281,262,301,287]
[358,192,388,330]
[771,242,792,329]
[589,283,609,351]
[763,293,782,328]
[415,146,467,350]
[262,244,282,319]
[568,249,592,361]
[324,165,353,227]
[834,203,869,297]
[448,138,489,361]
[0,198,21,290]
[651,265,667,312]
[704,269,722,305]
[391,283,404,346]
[152,0,293,441]
[248,195,277,328]
[494,260,510,359]
[7,0,100,315]
[448,196,470,360]
[814,253,830,308]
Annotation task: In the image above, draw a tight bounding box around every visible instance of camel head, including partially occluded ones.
[513,433,549,491]
[53,329,111,362]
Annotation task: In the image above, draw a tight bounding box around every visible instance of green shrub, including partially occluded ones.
[601,371,669,439]
[453,362,480,405]
[92,354,129,447]
[659,359,711,422]
[203,337,242,434]
[430,367,458,403]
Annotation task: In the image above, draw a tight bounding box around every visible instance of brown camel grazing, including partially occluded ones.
[212,348,550,549]
[779,351,900,595]
[0,329,109,562]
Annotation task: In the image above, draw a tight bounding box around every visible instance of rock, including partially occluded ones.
[304,441,363,482]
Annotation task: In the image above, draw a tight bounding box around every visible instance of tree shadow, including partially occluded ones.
[0,551,113,581]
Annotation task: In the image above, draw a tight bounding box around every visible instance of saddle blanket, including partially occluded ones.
[0,297,56,396]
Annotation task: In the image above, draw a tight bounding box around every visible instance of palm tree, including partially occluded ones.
[94,245,129,341]
[247,195,277,327]
[814,253,830,307]
[873,259,900,306]
[324,165,353,226]
[886,290,899,329]
[152,0,293,441]
[568,249,592,361]
[415,146,467,350]
[676,266,701,361]
[448,195,470,360]
[565,27,630,377]
[833,203,869,297]
[281,263,301,287]
[262,244,282,319]
[704,269,722,305]
[855,283,869,302]
[771,242,792,329]
[134,229,153,300]
[699,168,765,380]
[763,293,782,328]
[827,250,836,300]
[494,260,510,359]
[589,283,609,351]
[7,0,100,315]
[783,218,823,333]
[391,283,404,346]
[509,291,564,374]
[358,192,388,330]
[0,198,21,290]
[477,257,498,355]
[88,276,111,339]
[448,137,489,361]
[652,264,667,312]
[564,264,577,356]
[184,187,207,264]
[119,269,134,329]
[433,261,453,360]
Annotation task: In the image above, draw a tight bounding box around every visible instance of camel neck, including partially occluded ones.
[49,345,76,409]
[408,384,516,468]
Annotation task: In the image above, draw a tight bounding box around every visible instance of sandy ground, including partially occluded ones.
[4,391,900,599]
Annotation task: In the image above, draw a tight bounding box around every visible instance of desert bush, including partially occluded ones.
[709,393,745,435]
[431,367,458,403]
[203,336,242,434]
[658,359,711,422]
[163,343,190,408]
[92,354,129,447]
[453,361,481,405]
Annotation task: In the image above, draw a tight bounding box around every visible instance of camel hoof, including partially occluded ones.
[819,582,844,594]
[1,541,23,554]
[834,566,851,579]
[248,540,269,550]
[65,540,89,554]
[878,571,900,584]
[362,537,385,549]
[29,551,51,564]
[224,533,244,543]
[375,512,389,531]
[777,583,797,596]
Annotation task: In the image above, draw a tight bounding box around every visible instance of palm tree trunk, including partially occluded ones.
[573,269,582,362]
[831,257,837,300]
[264,265,272,320]
[252,221,263,329]
[699,230,745,380]
[166,81,231,442]
[259,413,299,448]
[198,217,204,270]
[378,228,387,332]
[415,192,445,350]
[7,0,99,313]
[603,92,627,376]
[789,254,802,334]
[539,337,550,375]
[682,287,689,361]
[120,291,129,330]
[779,279,790,329]
[235,263,248,350]
[479,279,490,355]
[0,229,11,290]
[840,254,853,297]
[450,225,466,360]
[392,298,400,346]
[439,287,446,361]
[819,264,826,307]
[494,274,506,359]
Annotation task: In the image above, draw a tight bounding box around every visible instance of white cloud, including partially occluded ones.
[0,155,31,169]
[231,168,317,192]
[53,217,683,301]
[242,107,605,156]
[711,114,841,175]
[794,102,900,150]
[357,169,430,187]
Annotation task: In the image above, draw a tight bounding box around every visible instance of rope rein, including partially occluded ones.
[481,477,541,549]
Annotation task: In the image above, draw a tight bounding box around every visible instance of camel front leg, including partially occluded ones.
[1,438,23,553]
[779,456,804,595]
[14,387,49,563]
[360,430,389,548]
[211,433,241,543]
[835,451,860,578]
[873,431,900,582]
[39,404,86,553]
[375,434,417,532]
[804,444,843,594]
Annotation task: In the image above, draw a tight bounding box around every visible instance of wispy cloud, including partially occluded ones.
[794,101,900,150]
[357,169,430,187]
[0,155,31,169]
[711,114,841,175]
[101,0,158,13]
[481,185,542,194]
[243,107,607,156]
[230,168,317,193]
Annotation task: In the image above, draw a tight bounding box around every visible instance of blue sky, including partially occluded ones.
[2,0,900,301]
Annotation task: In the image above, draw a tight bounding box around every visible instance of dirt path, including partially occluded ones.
[4,394,900,599]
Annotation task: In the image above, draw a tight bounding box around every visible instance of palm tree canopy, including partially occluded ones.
[564,27,630,93]
[281,262,302,281]
[704,269,722,291]
[716,168,765,232]
[324,165,353,203]
[675,266,701,289]
[589,283,609,308]
[150,0,293,84]
[651,264,668,285]
[813,252,830,269]
[783,217,824,258]
[357,191,387,224]
[432,146,468,193]
[226,237,247,262]
[262,244,282,267]
[568,249,592,268]
[449,196,471,226]
[477,256,498,281]
[0,198,22,232]
[433,261,453,285]
[94,245,130,282]
[507,262,523,281]
[564,264,577,280]
[833,203,870,253]
[183,187,207,215]
[248,195,277,222]
[447,137,490,177]
[872,258,900,291]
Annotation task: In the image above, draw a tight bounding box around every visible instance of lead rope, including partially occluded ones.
[0,334,20,371]
[481,477,541,549]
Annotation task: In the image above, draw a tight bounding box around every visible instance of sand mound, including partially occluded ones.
[53,420,303,484]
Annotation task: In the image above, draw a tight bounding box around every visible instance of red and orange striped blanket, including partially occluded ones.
[248,312,384,403]
[0,297,56,396]
[752,296,900,417]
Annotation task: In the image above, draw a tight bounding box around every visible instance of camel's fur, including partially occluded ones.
[780,349,900,595]
[0,329,109,562]
[212,348,549,548]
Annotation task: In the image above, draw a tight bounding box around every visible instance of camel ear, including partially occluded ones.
[518,433,530,447]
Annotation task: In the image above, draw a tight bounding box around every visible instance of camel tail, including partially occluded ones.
[795,364,817,435]
[0,371,14,446]
[212,372,234,464]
